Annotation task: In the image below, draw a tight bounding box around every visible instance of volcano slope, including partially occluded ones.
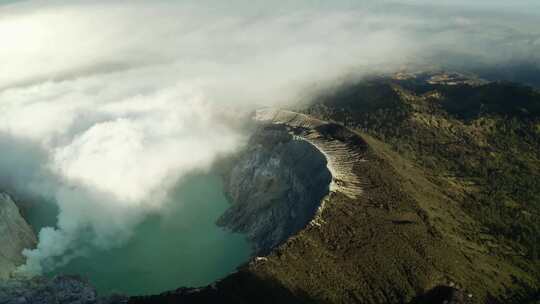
[132,74,540,304]
[2,73,539,304]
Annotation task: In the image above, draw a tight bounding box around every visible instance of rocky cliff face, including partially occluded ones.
[0,193,37,280]
[217,109,370,256]
[217,124,332,255]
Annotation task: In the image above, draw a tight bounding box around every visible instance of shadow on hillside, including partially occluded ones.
[128,270,319,304]
[408,285,470,304]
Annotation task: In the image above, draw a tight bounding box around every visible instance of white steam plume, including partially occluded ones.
[0,0,538,274]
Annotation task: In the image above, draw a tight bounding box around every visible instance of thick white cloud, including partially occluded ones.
[0,0,538,274]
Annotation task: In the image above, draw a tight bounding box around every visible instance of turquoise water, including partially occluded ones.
[26,173,251,296]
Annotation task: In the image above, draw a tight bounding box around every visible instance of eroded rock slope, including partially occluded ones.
[217,109,371,255]
[0,193,36,280]
[217,123,331,255]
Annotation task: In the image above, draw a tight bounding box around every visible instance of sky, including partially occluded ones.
[0,0,539,274]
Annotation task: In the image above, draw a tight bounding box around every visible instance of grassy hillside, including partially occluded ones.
[302,74,540,302]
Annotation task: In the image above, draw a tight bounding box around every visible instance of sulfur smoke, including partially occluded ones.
[0,0,538,274]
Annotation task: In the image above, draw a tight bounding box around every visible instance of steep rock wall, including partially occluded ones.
[217,124,332,255]
[0,193,36,280]
[218,109,368,255]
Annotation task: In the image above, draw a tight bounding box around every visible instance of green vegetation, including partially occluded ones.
[302,77,540,302]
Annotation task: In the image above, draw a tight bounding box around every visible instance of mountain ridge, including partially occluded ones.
[1,72,539,304]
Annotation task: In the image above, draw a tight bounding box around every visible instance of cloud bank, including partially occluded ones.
[0,0,538,274]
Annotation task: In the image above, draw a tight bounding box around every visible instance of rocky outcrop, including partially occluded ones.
[217,124,332,255]
[253,109,367,199]
[0,275,127,304]
[0,193,37,280]
[218,109,368,255]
